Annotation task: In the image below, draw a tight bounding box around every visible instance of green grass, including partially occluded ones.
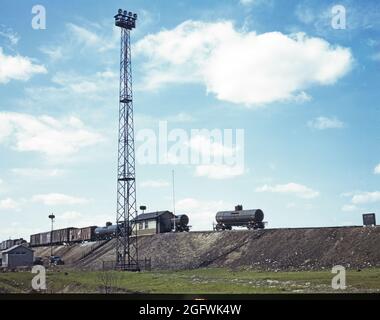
[0,268,379,294]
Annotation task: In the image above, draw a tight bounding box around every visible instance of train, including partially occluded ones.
[2,206,264,249]
[30,226,98,247]
[29,212,191,247]
[0,238,27,251]
[214,205,265,231]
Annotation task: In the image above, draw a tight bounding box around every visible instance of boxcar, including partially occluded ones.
[51,228,72,244]
[40,232,51,246]
[30,234,40,247]
[80,226,97,242]
[69,228,81,242]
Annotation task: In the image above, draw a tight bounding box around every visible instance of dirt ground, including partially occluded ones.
[33,226,380,271]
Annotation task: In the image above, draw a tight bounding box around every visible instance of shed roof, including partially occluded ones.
[133,211,173,222]
[1,244,34,254]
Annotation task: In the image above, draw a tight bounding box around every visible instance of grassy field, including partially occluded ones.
[0,268,380,294]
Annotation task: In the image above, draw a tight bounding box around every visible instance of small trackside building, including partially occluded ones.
[133,211,174,236]
[1,244,34,269]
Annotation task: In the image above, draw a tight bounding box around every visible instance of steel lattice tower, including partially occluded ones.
[114,9,139,271]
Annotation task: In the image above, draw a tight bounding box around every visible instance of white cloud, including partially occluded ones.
[255,182,320,199]
[140,180,170,188]
[134,20,353,106]
[51,70,118,94]
[11,168,65,178]
[31,193,89,206]
[240,0,255,5]
[239,0,270,6]
[0,112,103,158]
[195,164,244,179]
[0,25,20,46]
[351,191,380,205]
[40,46,64,61]
[66,23,119,52]
[374,164,380,175]
[188,135,236,158]
[21,70,118,111]
[296,8,314,25]
[307,116,345,130]
[0,47,47,84]
[176,198,230,230]
[0,198,20,210]
[341,204,359,212]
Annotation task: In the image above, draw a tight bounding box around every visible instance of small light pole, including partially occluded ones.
[139,206,146,234]
[48,213,55,258]
[172,169,176,232]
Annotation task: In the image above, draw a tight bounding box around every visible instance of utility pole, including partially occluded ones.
[48,213,55,258]
[114,9,139,271]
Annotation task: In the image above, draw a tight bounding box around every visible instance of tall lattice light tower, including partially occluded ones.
[114,9,139,271]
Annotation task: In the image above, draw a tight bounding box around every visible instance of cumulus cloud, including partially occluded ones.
[31,193,89,206]
[341,190,380,212]
[0,198,20,210]
[0,112,103,158]
[134,20,353,106]
[11,168,65,178]
[140,180,170,188]
[351,191,380,205]
[374,164,380,175]
[195,164,244,179]
[255,182,320,199]
[0,47,47,83]
[307,116,345,130]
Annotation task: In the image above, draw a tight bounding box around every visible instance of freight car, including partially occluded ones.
[215,205,265,231]
[70,226,97,243]
[173,214,190,232]
[30,228,75,247]
[0,238,27,251]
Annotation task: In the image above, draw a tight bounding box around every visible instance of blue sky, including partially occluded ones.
[0,0,379,240]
